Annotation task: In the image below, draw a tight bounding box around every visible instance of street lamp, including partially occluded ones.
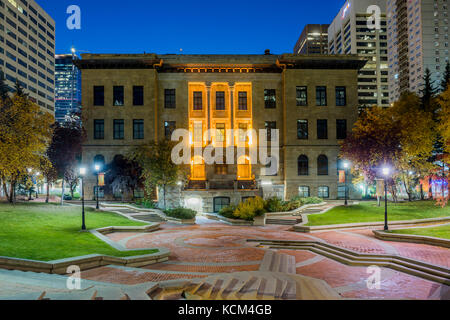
[343,161,350,206]
[79,167,87,231]
[382,166,390,231]
[94,164,101,210]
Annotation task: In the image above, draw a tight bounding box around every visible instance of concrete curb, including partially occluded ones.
[373,229,450,249]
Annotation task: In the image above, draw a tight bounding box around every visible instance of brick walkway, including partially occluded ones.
[80,220,450,300]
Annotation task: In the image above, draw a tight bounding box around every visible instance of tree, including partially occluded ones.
[0,69,9,102]
[47,115,84,205]
[438,85,450,154]
[441,61,450,92]
[420,68,438,114]
[128,140,186,209]
[105,155,142,202]
[39,155,57,203]
[0,83,54,203]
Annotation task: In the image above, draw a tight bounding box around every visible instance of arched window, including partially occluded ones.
[317,155,328,176]
[298,155,309,176]
[93,154,105,169]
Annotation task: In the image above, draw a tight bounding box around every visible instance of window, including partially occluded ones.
[299,186,310,198]
[318,186,329,198]
[317,120,328,139]
[215,164,228,175]
[113,120,124,140]
[264,89,276,108]
[93,86,104,106]
[265,121,277,141]
[193,122,203,143]
[238,91,248,110]
[214,197,230,213]
[164,121,176,139]
[296,86,308,106]
[193,91,203,110]
[297,120,308,140]
[165,89,176,109]
[133,86,144,106]
[216,123,225,143]
[94,120,104,140]
[316,86,327,106]
[133,119,144,140]
[336,86,347,106]
[216,91,225,110]
[113,86,124,106]
[298,155,309,176]
[336,119,347,140]
[317,155,329,176]
[238,123,248,142]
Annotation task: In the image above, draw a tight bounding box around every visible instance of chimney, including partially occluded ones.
[264,49,271,55]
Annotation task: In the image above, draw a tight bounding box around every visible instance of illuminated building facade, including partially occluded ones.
[328,0,389,109]
[55,54,81,123]
[76,53,365,212]
[293,24,329,54]
[0,0,55,113]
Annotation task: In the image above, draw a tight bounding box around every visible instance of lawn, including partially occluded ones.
[0,202,158,261]
[306,201,450,226]
[389,224,450,240]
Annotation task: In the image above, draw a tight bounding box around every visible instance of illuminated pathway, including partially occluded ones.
[80,219,450,300]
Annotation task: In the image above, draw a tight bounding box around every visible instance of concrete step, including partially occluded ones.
[266,219,299,226]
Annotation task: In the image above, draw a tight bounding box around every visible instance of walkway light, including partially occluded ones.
[382,166,390,231]
[79,167,87,230]
[94,164,101,210]
[343,161,350,206]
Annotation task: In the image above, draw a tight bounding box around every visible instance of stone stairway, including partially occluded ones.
[130,213,166,223]
[266,217,301,226]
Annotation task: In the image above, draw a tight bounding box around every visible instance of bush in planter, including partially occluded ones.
[164,208,197,220]
[297,197,323,205]
[281,199,303,212]
[265,197,285,213]
[218,205,237,219]
[234,197,267,221]
[136,199,157,209]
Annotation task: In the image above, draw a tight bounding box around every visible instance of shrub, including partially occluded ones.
[281,199,303,212]
[299,197,323,205]
[164,208,197,220]
[218,205,237,219]
[265,197,285,213]
[136,199,157,209]
[234,197,267,221]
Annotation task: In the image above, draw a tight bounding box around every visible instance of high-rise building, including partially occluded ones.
[328,0,390,108]
[55,54,81,123]
[293,24,329,54]
[387,0,450,102]
[0,0,55,114]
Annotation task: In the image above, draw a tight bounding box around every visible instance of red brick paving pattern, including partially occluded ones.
[144,263,260,273]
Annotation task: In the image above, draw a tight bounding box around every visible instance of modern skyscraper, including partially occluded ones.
[328,0,390,109]
[0,0,55,114]
[293,24,329,54]
[387,0,450,102]
[55,54,81,123]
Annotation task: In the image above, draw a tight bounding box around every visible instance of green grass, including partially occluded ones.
[389,224,450,240]
[306,201,450,226]
[0,202,158,261]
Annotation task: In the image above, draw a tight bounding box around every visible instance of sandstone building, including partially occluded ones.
[77,53,366,213]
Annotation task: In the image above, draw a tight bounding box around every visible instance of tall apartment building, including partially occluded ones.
[0,0,55,113]
[76,53,366,212]
[55,54,81,123]
[328,0,390,108]
[293,24,329,54]
[388,0,450,102]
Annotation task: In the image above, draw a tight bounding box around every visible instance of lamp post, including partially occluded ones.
[27,168,33,200]
[343,161,349,206]
[382,167,390,231]
[79,167,87,231]
[94,164,101,210]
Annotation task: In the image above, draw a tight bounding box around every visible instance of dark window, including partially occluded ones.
[317,119,328,139]
[336,86,347,106]
[214,197,230,213]
[264,89,276,108]
[133,86,144,106]
[165,89,176,109]
[238,91,248,110]
[298,155,309,176]
[316,86,327,106]
[297,120,308,140]
[93,86,104,106]
[318,186,329,198]
[133,119,144,140]
[94,120,104,140]
[113,120,124,140]
[296,86,308,106]
[336,119,347,140]
[193,91,203,110]
[216,91,225,110]
[113,86,124,106]
[164,121,176,139]
[317,155,329,176]
[265,121,277,141]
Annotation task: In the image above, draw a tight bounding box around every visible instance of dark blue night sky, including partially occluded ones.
[37,0,345,55]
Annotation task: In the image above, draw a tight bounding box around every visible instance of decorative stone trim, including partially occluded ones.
[202,213,254,226]
[294,217,450,233]
[373,229,450,249]
[248,239,450,285]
